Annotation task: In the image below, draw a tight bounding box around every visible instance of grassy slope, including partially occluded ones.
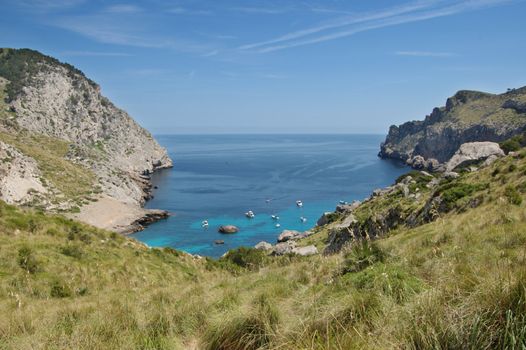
[1,151,526,349]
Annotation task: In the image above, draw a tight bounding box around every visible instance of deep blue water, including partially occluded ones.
[131,135,406,258]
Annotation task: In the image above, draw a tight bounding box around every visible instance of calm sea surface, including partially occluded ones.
[131,134,406,258]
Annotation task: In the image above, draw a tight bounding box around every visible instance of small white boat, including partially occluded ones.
[339,200,348,205]
[271,215,280,220]
[245,210,255,218]
[201,220,209,228]
[296,200,303,207]
[300,217,307,223]
[275,223,281,228]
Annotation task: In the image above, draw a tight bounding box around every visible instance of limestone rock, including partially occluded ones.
[445,142,504,172]
[277,230,301,243]
[273,241,297,255]
[292,245,318,256]
[254,241,273,250]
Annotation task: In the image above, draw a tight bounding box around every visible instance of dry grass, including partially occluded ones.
[0,151,526,349]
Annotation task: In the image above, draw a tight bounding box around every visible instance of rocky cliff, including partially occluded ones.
[0,48,172,229]
[379,87,526,170]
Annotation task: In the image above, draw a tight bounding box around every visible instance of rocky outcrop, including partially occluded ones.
[218,225,239,234]
[379,87,526,169]
[254,241,273,251]
[277,230,302,242]
[292,245,318,256]
[445,142,504,172]
[0,48,172,230]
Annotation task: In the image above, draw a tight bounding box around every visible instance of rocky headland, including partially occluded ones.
[379,87,526,170]
[0,48,172,232]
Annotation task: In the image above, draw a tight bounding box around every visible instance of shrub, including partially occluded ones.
[50,279,72,298]
[17,246,39,274]
[342,240,386,274]
[221,247,267,271]
[501,139,521,154]
[60,244,83,259]
[505,186,522,205]
[436,182,489,211]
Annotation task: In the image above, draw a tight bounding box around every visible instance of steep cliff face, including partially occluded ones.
[379,87,526,169]
[0,48,172,215]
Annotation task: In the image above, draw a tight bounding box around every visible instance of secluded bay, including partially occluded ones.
[132,134,407,257]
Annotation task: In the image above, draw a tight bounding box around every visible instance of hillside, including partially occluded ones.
[0,49,172,231]
[379,87,526,169]
[1,135,525,349]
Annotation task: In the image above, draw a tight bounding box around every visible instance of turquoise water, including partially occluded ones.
[131,135,406,258]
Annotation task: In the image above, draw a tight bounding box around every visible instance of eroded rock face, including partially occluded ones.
[0,141,49,206]
[379,87,526,168]
[0,49,173,212]
[445,142,504,172]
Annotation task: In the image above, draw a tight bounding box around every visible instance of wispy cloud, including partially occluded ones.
[395,50,457,57]
[105,4,143,14]
[240,0,519,53]
[167,7,212,15]
[52,17,173,48]
[61,50,134,57]
[231,6,287,14]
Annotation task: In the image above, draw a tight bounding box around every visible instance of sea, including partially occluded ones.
[131,134,407,258]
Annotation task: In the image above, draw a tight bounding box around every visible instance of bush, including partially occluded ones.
[505,186,522,205]
[221,247,267,271]
[60,244,83,259]
[342,240,386,274]
[436,182,489,211]
[50,279,72,298]
[17,246,39,274]
[501,139,521,154]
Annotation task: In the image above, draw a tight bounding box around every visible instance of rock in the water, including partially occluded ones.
[218,225,239,234]
[444,142,504,172]
[292,245,318,256]
[277,230,301,243]
[273,241,297,255]
[214,240,225,245]
[254,241,273,250]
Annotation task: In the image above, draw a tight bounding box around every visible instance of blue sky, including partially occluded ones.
[1,0,525,134]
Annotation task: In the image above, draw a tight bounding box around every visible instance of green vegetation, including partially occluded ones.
[0,144,525,349]
[0,48,96,102]
[500,132,526,154]
[0,130,96,208]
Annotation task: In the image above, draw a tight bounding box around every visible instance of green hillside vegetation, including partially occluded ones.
[0,48,96,103]
[1,146,526,349]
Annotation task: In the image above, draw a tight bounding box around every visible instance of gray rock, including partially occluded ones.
[218,225,239,234]
[273,241,297,255]
[445,142,504,172]
[292,245,318,256]
[444,171,460,179]
[254,241,273,250]
[277,230,301,243]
